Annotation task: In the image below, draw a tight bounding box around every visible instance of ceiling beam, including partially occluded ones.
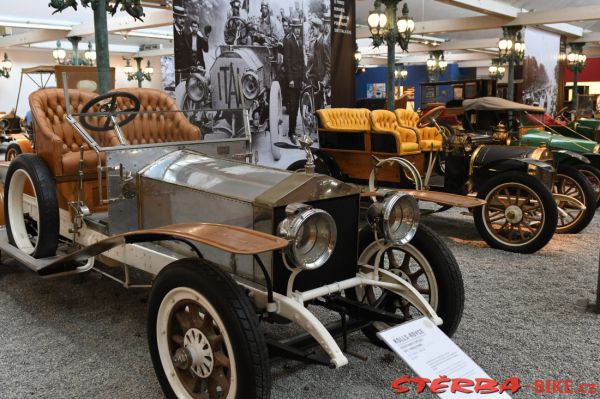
[436,0,520,17]
[363,51,491,65]
[570,32,600,43]
[541,23,584,37]
[413,15,509,35]
[508,6,600,26]
[0,29,68,47]
[69,9,172,37]
[437,38,498,51]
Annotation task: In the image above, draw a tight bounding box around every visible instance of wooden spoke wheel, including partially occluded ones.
[473,171,557,253]
[552,165,596,234]
[575,164,600,206]
[149,258,270,399]
[348,224,464,343]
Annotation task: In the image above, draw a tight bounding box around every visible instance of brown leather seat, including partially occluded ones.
[112,88,201,145]
[29,88,118,178]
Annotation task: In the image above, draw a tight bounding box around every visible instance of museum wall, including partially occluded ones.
[355,63,461,107]
[0,49,163,114]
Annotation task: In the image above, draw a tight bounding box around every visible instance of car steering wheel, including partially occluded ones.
[225,17,249,45]
[555,106,570,122]
[417,106,445,128]
[79,92,141,132]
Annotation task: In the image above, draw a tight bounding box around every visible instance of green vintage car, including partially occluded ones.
[460,97,600,234]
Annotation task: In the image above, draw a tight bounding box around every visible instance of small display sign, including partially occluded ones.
[378,318,512,399]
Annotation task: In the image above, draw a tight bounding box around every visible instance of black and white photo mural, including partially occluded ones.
[522,28,560,115]
[171,0,354,167]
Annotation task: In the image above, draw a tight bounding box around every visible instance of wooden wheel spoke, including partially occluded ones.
[210,371,230,397]
[488,212,506,223]
[171,334,184,346]
[175,310,193,331]
[188,304,205,327]
[207,332,224,349]
[213,351,230,368]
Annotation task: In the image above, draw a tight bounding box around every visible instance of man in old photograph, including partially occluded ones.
[188,19,210,70]
[307,17,330,111]
[283,18,305,144]
[173,5,189,83]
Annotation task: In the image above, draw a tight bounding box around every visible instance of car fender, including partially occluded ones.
[470,157,554,192]
[554,149,590,164]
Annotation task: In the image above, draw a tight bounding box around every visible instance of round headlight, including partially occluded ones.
[241,71,260,100]
[278,203,337,270]
[186,73,209,103]
[368,192,419,245]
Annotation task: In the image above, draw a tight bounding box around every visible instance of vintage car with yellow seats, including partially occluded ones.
[285,107,559,254]
[0,110,33,162]
[0,86,464,399]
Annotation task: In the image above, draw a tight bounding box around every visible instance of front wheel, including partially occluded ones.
[473,171,557,253]
[5,142,22,161]
[148,258,271,399]
[349,224,464,346]
[553,165,596,234]
[574,164,600,207]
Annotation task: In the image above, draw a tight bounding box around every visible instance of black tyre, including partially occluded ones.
[148,258,271,399]
[473,171,557,253]
[574,164,600,207]
[5,142,22,161]
[553,165,596,234]
[348,224,464,346]
[4,154,58,258]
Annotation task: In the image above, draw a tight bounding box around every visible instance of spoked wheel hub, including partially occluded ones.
[172,328,214,378]
[504,205,523,224]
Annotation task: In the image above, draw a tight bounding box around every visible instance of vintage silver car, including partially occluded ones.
[0,87,464,398]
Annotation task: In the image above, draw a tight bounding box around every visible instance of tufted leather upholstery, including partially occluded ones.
[29,88,118,177]
[371,110,419,155]
[394,109,442,151]
[112,88,201,145]
[317,108,371,131]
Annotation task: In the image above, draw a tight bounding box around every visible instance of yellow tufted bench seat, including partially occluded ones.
[370,110,420,155]
[394,108,443,152]
[317,108,371,132]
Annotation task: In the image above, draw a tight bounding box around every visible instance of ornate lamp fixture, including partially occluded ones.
[367,0,414,110]
[84,42,97,66]
[395,63,408,83]
[497,26,525,100]
[488,59,505,80]
[0,53,12,78]
[427,50,447,80]
[354,43,362,73]
[566,43,586,72]
[53,37,93,66]
[125,56,153,87]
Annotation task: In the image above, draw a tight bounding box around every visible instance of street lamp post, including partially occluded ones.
[488,58,505,80]
[0,53,12,79]
[566,43,586,112]
[368,0,414,111]
[497,26,525,101]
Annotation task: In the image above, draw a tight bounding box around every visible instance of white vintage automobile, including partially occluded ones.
[0,86,464,398]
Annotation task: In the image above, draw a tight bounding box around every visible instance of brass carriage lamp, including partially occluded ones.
[0,52,12,78]
[52,41,67,64]
[84,42,97,66]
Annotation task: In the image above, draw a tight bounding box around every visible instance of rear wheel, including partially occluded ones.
[348,224,464,346]
[553,165,596,234]
[473,171,557,253]
[148,258,271,399]
[4,154,58,258]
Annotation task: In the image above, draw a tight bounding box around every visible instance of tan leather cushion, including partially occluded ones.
[419,139,442,151]
[317,108,371,131]
[395,108,442,151]
[112,88,201,144]
[394,108,419,128]
[29,88,118,177]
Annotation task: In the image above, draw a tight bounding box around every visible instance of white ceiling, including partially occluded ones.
[1,0,600,65]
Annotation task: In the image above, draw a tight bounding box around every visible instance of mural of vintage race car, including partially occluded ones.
[176,21,284,161]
